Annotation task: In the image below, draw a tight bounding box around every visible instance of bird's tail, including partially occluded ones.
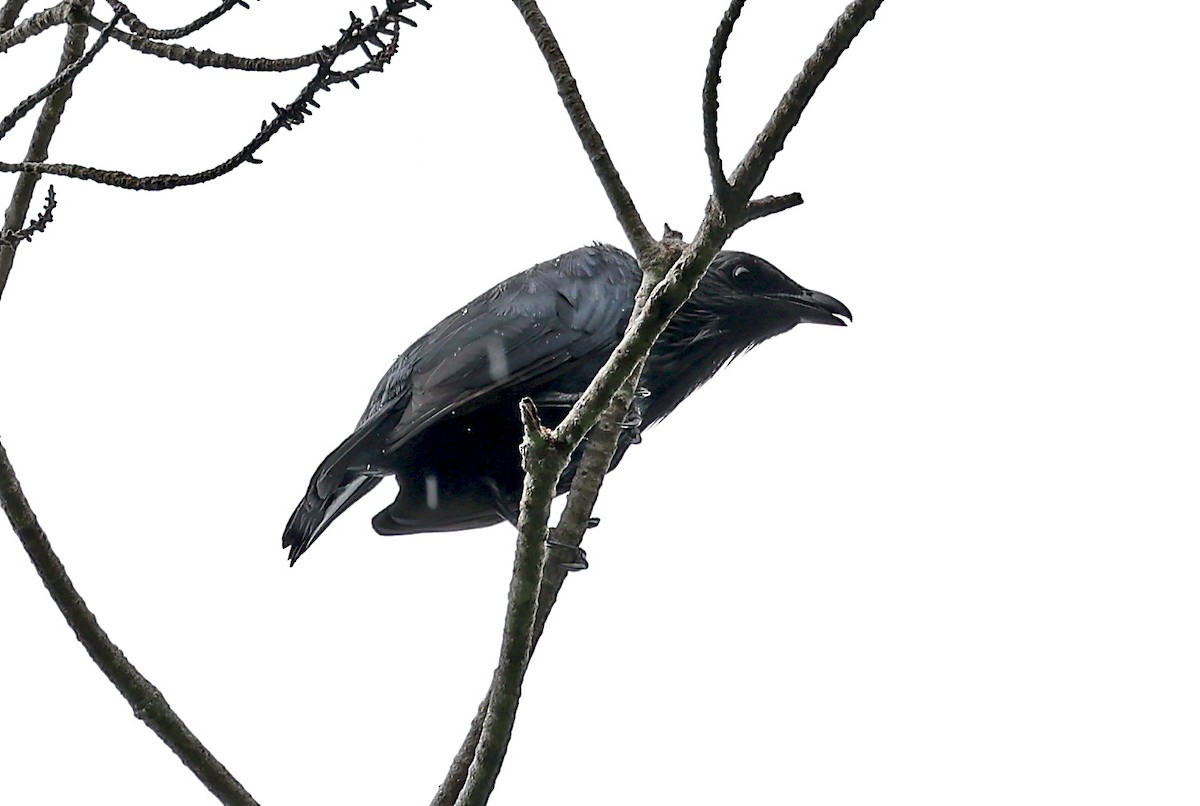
[283,467,381,566]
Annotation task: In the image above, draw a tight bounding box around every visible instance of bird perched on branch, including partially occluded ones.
[283,243,850,564]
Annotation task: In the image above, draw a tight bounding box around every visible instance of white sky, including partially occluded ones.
[2,1,1198,804]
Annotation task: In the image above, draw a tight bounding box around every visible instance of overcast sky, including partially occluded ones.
[2,2,1198,804]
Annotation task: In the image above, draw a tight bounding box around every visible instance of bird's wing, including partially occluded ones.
[314,247,637,498]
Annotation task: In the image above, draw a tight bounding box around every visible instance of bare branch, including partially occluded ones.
[0,184,55,248]
[0,0,29,31]
[1,1,89,300]
[80,1,427,71]
[509,0,655,261]
[0,439,260,805]
[0,0,73,54]
[702,0,745,209]
[0,13,118,144]
[431,371,643,806]
[740,191,804,224]
[106,0,253,41]
[727,0,885,205]
[87,12,318,71]
[0,2,420,192]
[454,399,561,806]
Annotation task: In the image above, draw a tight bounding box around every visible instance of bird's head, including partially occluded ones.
[688,251,852,343]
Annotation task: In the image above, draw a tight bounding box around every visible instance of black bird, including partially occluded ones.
[283,244,850,564]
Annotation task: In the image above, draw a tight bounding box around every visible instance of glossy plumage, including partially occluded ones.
[283,244,850,564]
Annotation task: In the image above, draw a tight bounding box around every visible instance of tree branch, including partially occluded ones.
[0,0,29,31]
[509,0,655,262]
[741,191,804,224]
[0,13,118,144]
[726,0,885,206]
[0,0,73,55]
[702,0,745,211]
[87,12,319,71]
[0,438,260,805]
[432,369,644,806]
[106,0,253,41]
[0,0,89,300]
[439,2,887,803]
[0,2,424,192]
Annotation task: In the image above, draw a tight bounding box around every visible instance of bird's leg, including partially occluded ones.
[486,477,588,570]
[546,537,589,572]
[483,477,520,527]
[619,386,650,444]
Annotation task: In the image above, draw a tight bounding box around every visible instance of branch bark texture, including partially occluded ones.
[0,439,261,806]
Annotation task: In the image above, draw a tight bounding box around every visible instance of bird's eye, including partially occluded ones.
[732,265,753,284]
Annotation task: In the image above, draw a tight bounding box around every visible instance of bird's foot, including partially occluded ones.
[546,538,588,572]
[587,516,600,529]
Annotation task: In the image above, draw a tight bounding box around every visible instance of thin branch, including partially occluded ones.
[0,2,422,191]
[727,0,885,205]
[83,1,427,72]
[105,0,252,41]
[0,438,260,805]
[87,12,318,71]
[509,0,655,261]
[0,14,118,144]
[741,191,804,224]
[0,0,29,31]
[431,372,643,806]
[702,0,745,210]
[453,401,562,806]
[0,0,73,54]
[0,184,55,248]
[0,0,89,300]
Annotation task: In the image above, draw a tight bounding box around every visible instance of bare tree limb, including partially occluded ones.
[0,0,29,31]
[0,439,260,805]
[0,2,421,192]
[442,2,886,803]
[509,0,655,262]
[85,12,318,70]
[702,0,745,211]
[0,14,118,144]
[0,0,73,54]
[0,0,89,300]
[106,0,253,41]
[727,0,885,206]
[431,369,643,806]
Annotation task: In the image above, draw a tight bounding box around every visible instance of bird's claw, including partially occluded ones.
[587,516,600,529]
[546,538,588,571]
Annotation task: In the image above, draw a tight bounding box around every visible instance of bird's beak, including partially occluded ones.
[766,288,853,326]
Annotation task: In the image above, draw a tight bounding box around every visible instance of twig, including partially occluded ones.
[0,0,29,31]
[702,0,745,212]
[509,0,655,262]
[86,12,319,70]
[0,438,260,805]
[741,191,804,224]
[0,2,421,191]
[0,13,118,143]
[0,0,88,300]
[0,185,55,248]
[726,0,885,206]
[0,0,73,54]
[105,0,252,41]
